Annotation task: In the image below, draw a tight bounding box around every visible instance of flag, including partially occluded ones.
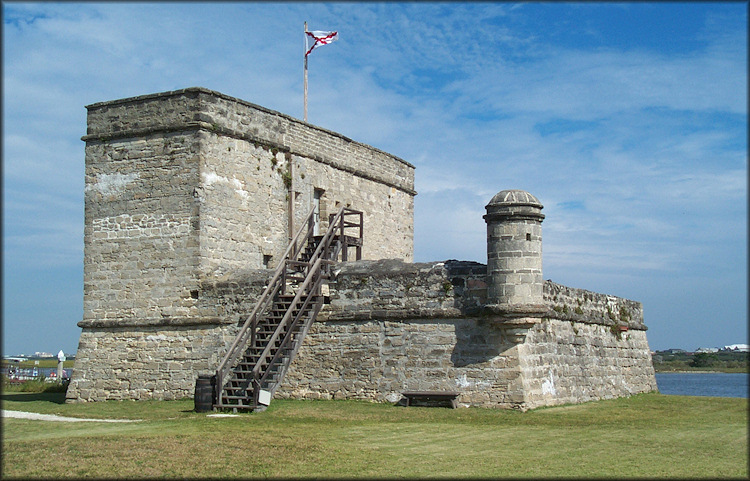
[305,30,339,57]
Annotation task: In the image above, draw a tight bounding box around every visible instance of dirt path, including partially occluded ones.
[1,409,141,423]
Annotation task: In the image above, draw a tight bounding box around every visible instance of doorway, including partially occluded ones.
[313,189,324,236]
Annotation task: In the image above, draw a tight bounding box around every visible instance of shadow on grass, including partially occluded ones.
[1,392,67,404]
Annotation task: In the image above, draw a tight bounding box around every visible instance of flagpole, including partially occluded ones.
[304,21,308,122]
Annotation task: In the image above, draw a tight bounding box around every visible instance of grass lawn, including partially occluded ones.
[1,392,747,478]
[4,360,76,369]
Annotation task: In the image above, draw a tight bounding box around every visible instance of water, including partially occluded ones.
[655,372,748,398]
[3,366,72,380]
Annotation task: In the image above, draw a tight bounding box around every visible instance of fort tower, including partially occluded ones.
[484,189,545,312]
[67,88,657,409]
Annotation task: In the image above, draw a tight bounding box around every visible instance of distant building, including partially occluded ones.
[722,344,749,352]
[2,357,26,363]
[695,347,719,353]
[33,352,53,358]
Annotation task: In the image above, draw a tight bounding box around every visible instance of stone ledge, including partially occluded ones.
[319,307,465,322]
[540,307,648,330]
[81,122,204,143]
[332,258,443,276]
[318,303,646,331]
[481,303,547,319]
[78,317,226,328]
[84,86,415,169]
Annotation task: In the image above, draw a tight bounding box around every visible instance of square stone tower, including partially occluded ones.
[68,87,415,401]
[81,87,415,326]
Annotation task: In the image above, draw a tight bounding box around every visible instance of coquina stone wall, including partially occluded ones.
[68,255,657,406]
[66,269,272,402]
[83,131,201,324]
[80,87,414,325]
[68,325,238,401]
[275,259,657,410]
[518,320,655,409]
[68,87,416,402]
[277,318,526,408]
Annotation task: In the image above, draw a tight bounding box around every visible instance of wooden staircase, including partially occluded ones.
[213,206,363,411]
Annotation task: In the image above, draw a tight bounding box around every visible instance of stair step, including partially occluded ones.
[236,362,269,370]
[225,389,249,396]
[216,403,257,411]
[269,310,313,318]
[233,370,263,376]
[230,371,253,377]
[226,383,250,389]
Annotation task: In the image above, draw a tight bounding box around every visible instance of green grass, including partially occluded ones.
[1,392,747,478]
[2,378,70,393]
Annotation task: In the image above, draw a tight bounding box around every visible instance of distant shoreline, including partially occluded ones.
[651,350,747,374]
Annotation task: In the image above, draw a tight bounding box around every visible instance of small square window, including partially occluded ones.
[526,233,532,241]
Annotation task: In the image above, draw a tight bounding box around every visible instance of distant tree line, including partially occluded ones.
[652,350,748,373]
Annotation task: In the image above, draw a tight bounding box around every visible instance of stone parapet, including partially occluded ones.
[82,87,415,195]
[321,259,459,321]
[197,267,273,326]
[275,258,656,409]
[321,258,646,331]
[543,281,646,330]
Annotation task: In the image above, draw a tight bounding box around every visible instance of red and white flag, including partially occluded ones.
[305,30,339,57]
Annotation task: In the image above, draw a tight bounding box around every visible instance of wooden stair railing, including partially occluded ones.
[213,206,363,411]
[213,206,317,411]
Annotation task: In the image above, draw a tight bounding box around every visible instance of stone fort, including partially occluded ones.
[66,87,657,410]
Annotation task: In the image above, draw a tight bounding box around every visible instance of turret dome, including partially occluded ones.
[484,189,544,221]
[486,189,542,208]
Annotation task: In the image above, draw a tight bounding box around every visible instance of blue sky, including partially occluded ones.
[2,2,747,356]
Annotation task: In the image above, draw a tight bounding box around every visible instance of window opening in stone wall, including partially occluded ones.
[526,233,532,241]
[263,255,273,269]
[313,189,324,235]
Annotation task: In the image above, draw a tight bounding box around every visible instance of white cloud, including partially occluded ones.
[441,26,746,119]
